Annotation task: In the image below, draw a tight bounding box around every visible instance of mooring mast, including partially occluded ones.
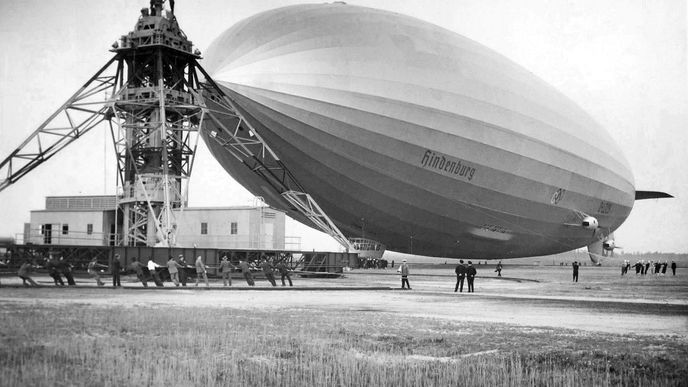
[0,0,204,247]
[111,0,202,246]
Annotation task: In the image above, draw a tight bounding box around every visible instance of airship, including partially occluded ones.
[199,3,663,260]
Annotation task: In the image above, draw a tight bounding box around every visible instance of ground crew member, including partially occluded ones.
[195,255,209,287]
[18,260,39,287]
[454,259,466,292]
[0,257,7,287]
[177,254,189,286]
[147,258,164,287]
[87,257,107,286]
[261,257,277,286]
[111,254,122,287]
[218,255,236,286]
[276,260,293,286]
[398,259,410,289]
[466,261,477,292]
[129,257,148,287]
[671,261,677,275]
[57,256,76,286]
[167,256,182,286]
[46,256,64,286]
[495,261,503,277]
[238,260,254,286]
[572,261,580,282]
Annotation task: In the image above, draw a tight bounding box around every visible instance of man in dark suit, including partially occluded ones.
[466,261,477,293]
[454,259,466,292]
[111,254,122,287]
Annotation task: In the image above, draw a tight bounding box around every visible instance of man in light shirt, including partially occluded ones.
[147,258,163,287]
[195,255,209,288]
[167,256,182,287]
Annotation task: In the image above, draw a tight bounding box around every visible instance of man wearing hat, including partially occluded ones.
[454,259,467,292]
[238,259,255,286]
[111,254,122,287]
[466,261,477,292]
[397,259,411,289]
[195,255,209,288]
[218,255,237,286]
[176,254,189,286]
[261,256,277,287]
[167,256,183,287]
[128,257,148,288]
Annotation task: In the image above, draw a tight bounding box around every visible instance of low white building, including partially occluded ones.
[24,195,289,249]
[173,206,286,250]
[25,195,117,246]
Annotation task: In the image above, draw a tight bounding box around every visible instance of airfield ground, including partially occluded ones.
[1,264,687,385]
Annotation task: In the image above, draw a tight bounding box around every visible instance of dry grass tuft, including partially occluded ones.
[1,304,686,386]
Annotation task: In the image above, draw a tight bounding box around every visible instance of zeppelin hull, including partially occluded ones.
[201,4,635,258]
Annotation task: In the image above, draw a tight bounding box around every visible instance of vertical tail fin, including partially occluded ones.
[587,238,603,265]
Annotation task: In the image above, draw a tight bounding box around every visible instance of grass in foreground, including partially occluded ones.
[1,303,686,386]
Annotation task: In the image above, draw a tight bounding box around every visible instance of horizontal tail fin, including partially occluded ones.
[635,191,673,200]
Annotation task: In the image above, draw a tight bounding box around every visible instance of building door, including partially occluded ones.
[43,224,52,244]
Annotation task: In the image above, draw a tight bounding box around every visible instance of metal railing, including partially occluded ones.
[20,229,300,250]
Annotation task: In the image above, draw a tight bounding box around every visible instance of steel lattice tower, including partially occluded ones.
[112,0,202,246]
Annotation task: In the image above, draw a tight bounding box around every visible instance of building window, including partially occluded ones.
[230,222,238,235]
[62,224,69,235]
[87,224,93,235]
[109,224,116,246]
[201,222,208,235]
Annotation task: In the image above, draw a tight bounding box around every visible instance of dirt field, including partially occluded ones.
[2,264,686,336]
[2,264,687,386]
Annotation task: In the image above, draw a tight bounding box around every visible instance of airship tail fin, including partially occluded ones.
[635,191,673,200]
[587,239,604,265]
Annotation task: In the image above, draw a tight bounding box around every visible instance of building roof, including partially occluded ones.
[36,196,283,213]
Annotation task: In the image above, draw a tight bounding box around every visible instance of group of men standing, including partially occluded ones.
[626,260,676,276]
[454,260,477,292]
[394,259,480,292]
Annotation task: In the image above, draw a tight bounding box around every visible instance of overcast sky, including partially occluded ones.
[0,0,686,254]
